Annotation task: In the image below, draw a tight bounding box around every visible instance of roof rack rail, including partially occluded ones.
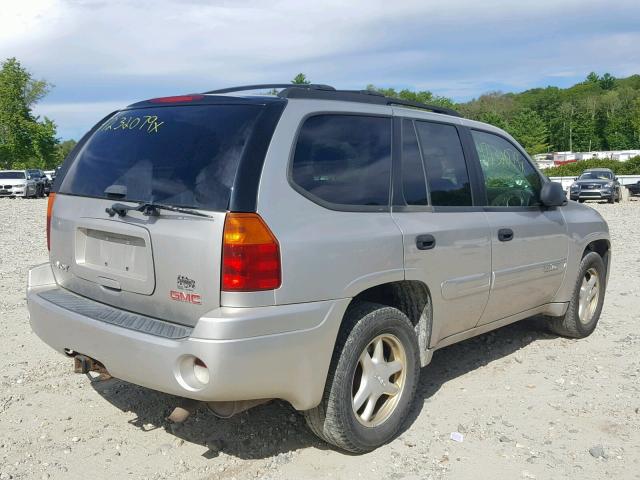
[202,84,461,117]
[385,98,460,117]
[278,87,462,117]
[202,84,336,94]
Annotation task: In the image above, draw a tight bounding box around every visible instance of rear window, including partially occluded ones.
[59,105,263,211]
[0,172,25,179]
[291,114,392,209]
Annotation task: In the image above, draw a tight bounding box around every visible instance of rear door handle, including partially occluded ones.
[416,234,436,250]
[498,228,514,242]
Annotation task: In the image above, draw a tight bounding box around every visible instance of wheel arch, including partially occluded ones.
[583,238,611,284]
[346,280,433,367]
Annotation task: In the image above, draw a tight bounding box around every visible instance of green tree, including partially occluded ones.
[506,108,549,154]
[291,73,310,85]
[476,111,508,130]
[366,85,456,109]
[585,72,600,84]
[631,97,640,145]
[56,139,77,163]
[599,73,615,90]
[364,74,640,153]
[0,57,59,169]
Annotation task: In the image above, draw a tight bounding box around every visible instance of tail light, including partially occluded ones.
[149,94,204,103]
[46,193,56,250]
[222,213,281,291]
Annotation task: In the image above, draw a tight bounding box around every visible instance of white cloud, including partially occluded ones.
[3,0,640,137]
[33,100,131,138]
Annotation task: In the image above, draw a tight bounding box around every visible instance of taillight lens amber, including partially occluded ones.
[46,193,56,251]
[222,213,281,291]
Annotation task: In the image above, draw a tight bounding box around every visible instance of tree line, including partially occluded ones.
[0,58,75,170]
[367,72,640,158]
[2,62,640,172]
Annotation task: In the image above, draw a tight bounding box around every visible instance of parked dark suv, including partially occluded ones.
[569,168,621,203]
[26,169,48,197]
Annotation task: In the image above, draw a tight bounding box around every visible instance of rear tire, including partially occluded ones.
[547,251,606,338]
[578,199,585,203]
[304,302,419,453]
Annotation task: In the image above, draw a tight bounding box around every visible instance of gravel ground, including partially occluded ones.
[1,196,639,480]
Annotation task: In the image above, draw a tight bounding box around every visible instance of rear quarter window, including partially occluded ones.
[290,114,392,210]
[415,121,472,207]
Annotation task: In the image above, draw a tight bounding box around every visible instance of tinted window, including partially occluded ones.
[59,105,263,211]
[291,115,391,207]
[0,172,25,179]
[415,121,472,206]
[579,171,612,180]
[471,130,542,207]
[401,120,428,206]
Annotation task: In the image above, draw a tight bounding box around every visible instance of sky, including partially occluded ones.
[1,0,639,140]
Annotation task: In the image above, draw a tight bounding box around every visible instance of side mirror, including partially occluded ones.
[540,182,567,207]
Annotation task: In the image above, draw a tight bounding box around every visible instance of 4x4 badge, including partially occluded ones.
[177,275,196,291]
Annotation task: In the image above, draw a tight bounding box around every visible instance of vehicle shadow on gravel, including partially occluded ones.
[90,316,557,459]
[90,380,328,459]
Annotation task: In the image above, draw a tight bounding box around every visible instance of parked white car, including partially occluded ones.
[0,170,38,198]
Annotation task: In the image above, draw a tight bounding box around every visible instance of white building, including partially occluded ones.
[612,150,640,161]
[533,150,640,170]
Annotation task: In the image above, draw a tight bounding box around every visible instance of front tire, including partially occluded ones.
[304,302,419,453]
[547,251,606,338]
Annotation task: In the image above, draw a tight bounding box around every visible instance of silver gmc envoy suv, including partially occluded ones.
[28,84,610,453]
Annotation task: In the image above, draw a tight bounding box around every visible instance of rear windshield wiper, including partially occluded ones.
[106,202,213,218]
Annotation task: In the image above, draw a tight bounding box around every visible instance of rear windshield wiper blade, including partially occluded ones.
[138,202,213,218]
[106,202,213,218]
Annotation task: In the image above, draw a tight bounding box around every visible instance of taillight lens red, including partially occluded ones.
[46,193,56,250]
[149,95,204,103]
[222,213,281,291]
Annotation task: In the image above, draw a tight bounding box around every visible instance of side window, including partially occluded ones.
[415,121,472,206]
[291,115,391,208]
[401,119,428,206]
[471,130,542,207]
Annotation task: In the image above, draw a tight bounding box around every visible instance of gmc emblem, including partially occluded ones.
[169,290,202,305]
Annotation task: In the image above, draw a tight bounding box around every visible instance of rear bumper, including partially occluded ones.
[27,263,348,410]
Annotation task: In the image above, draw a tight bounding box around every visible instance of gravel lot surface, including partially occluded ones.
[1,197,639,480]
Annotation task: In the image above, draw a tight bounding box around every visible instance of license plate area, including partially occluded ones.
[73,220,155,295]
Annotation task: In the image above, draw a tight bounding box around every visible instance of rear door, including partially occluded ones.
[390,116,492,345]
[469,129,569,325]
[51,102,270,327]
